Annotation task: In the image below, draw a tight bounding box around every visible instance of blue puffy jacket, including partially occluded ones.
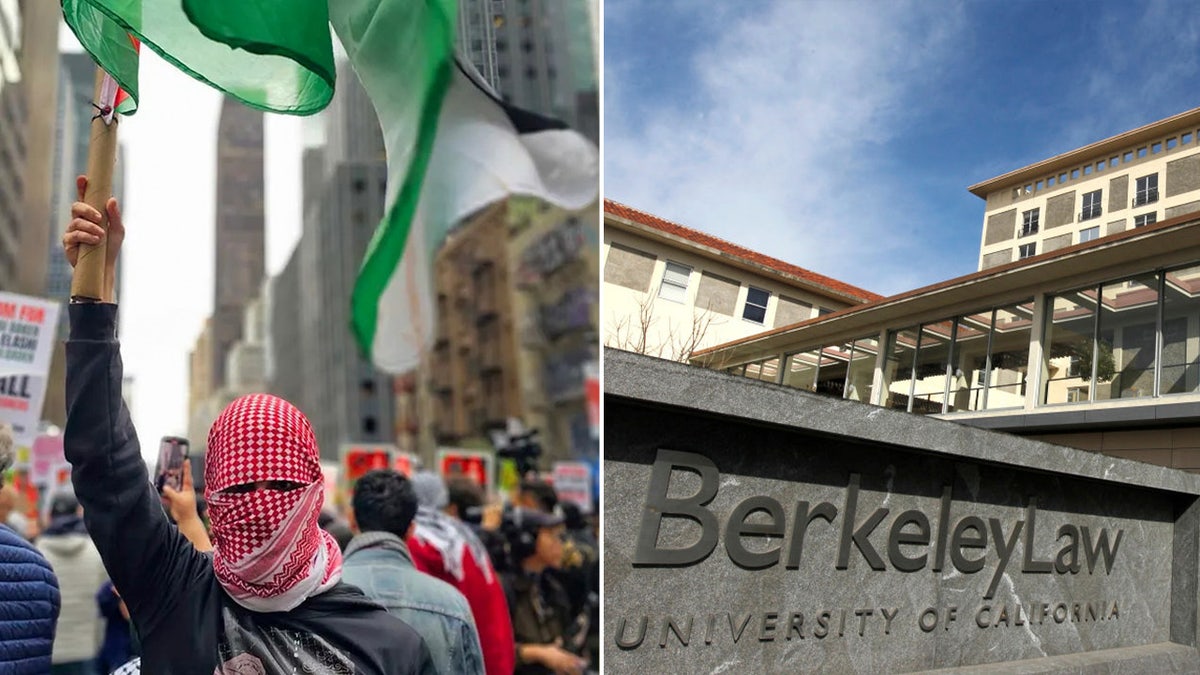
[0,523,61,673]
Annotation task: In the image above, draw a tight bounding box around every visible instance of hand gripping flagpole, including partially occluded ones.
[69,66,121,302]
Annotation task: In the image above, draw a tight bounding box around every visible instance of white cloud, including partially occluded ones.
[606,0,972,296]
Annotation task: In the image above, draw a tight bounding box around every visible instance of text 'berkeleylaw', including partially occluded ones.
[633,450,1123,599]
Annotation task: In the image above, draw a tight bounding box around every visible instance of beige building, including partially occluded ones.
[509,197,598,464]
[421,203,524,449]
[699,108,1200,472]
[603,200,879,370]
[974,106,1200,270]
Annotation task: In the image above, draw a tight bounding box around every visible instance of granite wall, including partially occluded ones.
[603,350,1200,674]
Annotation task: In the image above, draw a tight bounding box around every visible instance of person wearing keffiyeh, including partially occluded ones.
[60,180,436,675]
[407,472,516,675]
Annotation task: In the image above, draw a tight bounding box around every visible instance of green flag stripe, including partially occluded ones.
[182,0,334,106]
[61,0,333,115]
[349,50,455,359]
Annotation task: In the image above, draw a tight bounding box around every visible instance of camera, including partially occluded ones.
[489,419,543,477]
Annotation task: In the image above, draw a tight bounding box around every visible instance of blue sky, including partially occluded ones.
[605,0,1200,296]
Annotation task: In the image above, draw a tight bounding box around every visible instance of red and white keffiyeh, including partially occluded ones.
[204,394,343,612]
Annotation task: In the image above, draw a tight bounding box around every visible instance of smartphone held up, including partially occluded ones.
[155,436,189,494]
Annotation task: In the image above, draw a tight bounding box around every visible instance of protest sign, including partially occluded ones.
[394,451,417,477]
[552,461,592,513]
[339,444,395,499]
[0,293,60,448]
[436,449,494,491]
[30,434,65,487]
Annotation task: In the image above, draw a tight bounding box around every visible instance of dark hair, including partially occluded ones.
[446,475,484,517]
[352,469,418,539]
[561,501,586,530]
[519,478,557,513]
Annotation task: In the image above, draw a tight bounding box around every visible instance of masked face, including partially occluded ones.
[204,394,342,612]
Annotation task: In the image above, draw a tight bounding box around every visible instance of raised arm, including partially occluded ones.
[62,176,210,638]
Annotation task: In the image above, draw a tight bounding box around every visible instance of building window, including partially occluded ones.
[1079,226,1100,244]
[1018,243,1036,259]
[1066,386,1088,403]
[743,287,770,324]
[658,262,691,303]
[1134,174,1158,207]
[1020,208,1039,237]
[363,416,378,435]
[1134,212,1157,228]
[1079,190,1102,221]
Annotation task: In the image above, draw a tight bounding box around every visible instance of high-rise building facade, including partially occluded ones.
[211,96,265,390]
[259,73,395,461]
[458,0,597,143]
[973,107,1200,271]
[323,60,385,168]
[15,0,57,297]
[0,0,22,291]
[425,204,523,446]
[457,0,501,90]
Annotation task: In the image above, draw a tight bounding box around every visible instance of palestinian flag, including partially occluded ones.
[330,0,599,373]
[60,0,334,115]
[92,36,140,124]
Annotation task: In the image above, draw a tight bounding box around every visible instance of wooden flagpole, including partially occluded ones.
[69,66,121,302]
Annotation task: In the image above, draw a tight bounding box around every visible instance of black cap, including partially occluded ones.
[513,506,564,530]
[49,490,80,518]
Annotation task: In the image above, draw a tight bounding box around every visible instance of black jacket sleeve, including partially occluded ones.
[64,303,214,642]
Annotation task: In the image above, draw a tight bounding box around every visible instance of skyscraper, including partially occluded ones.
[458,0,597,143]
[211,97,265,390]
[15,0,58,296]
[0,1,24,291]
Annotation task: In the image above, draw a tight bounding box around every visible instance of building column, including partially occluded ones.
[1025,293,1048,411]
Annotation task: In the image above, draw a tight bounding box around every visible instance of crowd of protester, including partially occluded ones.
[0,176,604,673]
[0,435,598,674]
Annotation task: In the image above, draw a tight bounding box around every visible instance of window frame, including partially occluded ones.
[1020,208,1040,237]
[742,286,771,324]
[1018,242,1037,259]
[1078,226,1100,244]
[1134,173,1159,207]
[1134,212,1158,228]
[657,261,692,304]
[1080,190,1103,221]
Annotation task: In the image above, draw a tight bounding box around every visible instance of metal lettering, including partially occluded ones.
[1021,499,1053,573]
[724,496,786,569]
[887,510,930,572]
[633,450,720,566]
[950,516,988,573]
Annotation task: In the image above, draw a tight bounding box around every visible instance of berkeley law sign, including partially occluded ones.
[603,350,1200,674]
[637,451,1123,597]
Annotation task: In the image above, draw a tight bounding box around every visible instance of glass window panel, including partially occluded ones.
[845,335,880,403]
[947,312,992,413]
[1094,274,1159,401]
[658,262,691,302]
[814,344,850,398]
[744,361,763,380]
[987,301,1034,410]
[1043,288,1098,404]
[743,287,769,323]
[910,323,953,414]
[782,351,819,391]
[754,356,780,383]
[1163,264,1200,395]
[883,327,919,410]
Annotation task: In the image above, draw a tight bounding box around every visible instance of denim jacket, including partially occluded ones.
[343,532,485,675]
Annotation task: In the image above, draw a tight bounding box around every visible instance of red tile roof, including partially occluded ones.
[604,199,882,303]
